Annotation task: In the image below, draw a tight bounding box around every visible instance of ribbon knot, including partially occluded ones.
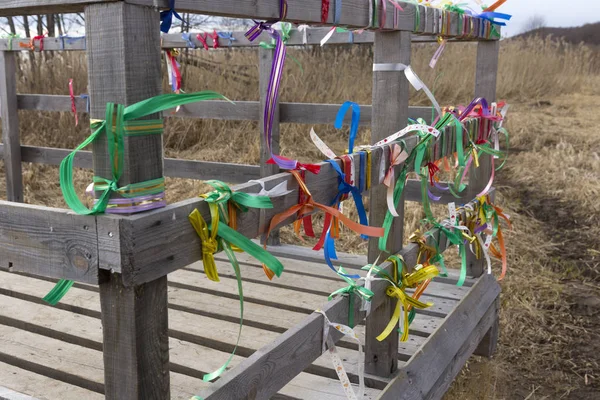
[329,267,374,328]
[160,0,184,33]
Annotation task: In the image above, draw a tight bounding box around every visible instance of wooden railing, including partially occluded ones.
[0,1,501,399]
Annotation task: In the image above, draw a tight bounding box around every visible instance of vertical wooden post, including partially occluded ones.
[0,51,23,202]
[470,40,501,358]
[85,3,170,399]
[467,39,499,278]
[259,47,281,245]
[365,31,411,378]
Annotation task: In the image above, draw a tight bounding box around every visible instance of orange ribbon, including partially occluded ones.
[483,0,507,12]
[263,170,385,279]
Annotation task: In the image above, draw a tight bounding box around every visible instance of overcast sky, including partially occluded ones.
[499,0,600,37]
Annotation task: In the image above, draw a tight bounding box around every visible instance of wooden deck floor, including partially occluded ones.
[0,249,474,400]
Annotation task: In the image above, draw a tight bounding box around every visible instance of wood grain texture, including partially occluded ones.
[0,386,40,400]
[12,93,434,126]
[100,274,171,400]
[86,2,163,202]
[473,311,499,358]
[259,47,280,245]
[129,0,497,39]
[365,30,412,378]
[0,144,260,183]
[0,51,23,202]
[0,0,118,16]
[0,200,99,284]
[424,298,500,400]
[467,39,499,278]
[377,274,501,400]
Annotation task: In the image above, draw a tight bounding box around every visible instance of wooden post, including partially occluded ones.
[0,51,23,202]
[259,46,281,245]
[365,31,411,378]
[467,39,499,278]
[85,3,170,399]
[470,40,500,358]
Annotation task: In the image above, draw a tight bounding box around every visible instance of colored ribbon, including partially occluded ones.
[217,31,237,46]
[68,79,78,126]
[318,310,365,400]
[263,170,384,279]
[181,33,196,48]
[20,35,44,51]
[382,144,409,217]
[329,267,374,328]
[160,0,184,33]
[165,50,182,94]
[188,182,284,382]
[310,101,361,159]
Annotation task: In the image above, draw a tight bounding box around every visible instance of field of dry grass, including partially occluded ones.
[1,36,599,399]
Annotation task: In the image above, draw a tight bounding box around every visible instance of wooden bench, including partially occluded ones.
[0,1,503,399]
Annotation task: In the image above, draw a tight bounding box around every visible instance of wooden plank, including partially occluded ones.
[85,3,170,400]
[17,94,88,112]
[0,144,260,183]
[0,201,100,284]
[466,39,499,278]
[129,0,494,39]
[377,274,501,400]
[0,0,117,16]
[424,298,500,400]
[259,46,281,245]
[365,30,412,378]
[0,51,23,202]
[11,93,434,126]
[0,386,38,400]
[0,362,103,400]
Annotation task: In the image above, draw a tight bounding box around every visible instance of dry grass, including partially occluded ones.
[1,36,600,399]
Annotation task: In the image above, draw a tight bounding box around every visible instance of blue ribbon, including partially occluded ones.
[217,32,237,46]
[160,0,184,33]
[80,94,90,113]
[181,33,196,48]
[59,35,85,50]
[334,101,360,154]
[333,0,343,25]
[478,11,512,26]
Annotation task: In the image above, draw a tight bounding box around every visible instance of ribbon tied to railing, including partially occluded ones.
[329,267,373,329]
[160,0,184,33]
[188,180,284,382]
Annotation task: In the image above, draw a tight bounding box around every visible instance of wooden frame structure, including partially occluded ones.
[0,1,502,399]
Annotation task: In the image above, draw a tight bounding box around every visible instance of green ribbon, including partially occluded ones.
[329,267,373,328]
[44,91,230,306]
[190,181,284,382]
[260,22,303,72]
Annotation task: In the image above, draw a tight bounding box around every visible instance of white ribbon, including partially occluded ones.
[317,310,364,400]
[310,128,338,159]
[373,123,440,147]
[320,27,337,46]
[248,180,292,197]
[297,24,309,45]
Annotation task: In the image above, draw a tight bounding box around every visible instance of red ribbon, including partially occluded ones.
[196,33,210,50]
[426,162,439,186]
[322,0,330,23]
[210,30,219,49]
[266,156,321,174]
[69,79,78,126]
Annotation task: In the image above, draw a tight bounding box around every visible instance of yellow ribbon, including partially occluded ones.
[189,204,221,282]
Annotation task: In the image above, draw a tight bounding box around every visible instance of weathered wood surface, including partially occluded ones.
[0,144,260,183]
[13,94,435,125]
[127,1,497,39]
[0,0,118,16]
[365,30,412,378]
[86,3,171,400]
[377,274,501,400]
[0,51,23,202]
[0,200,101,284]
[467,39,500,278]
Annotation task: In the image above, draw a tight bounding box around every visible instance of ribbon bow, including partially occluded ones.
[160,0,184,33]
[382,143,409,218]
[188,181,284,382]
[329,267,374,328]
[263,170,384,279]
[374,255,439,342]
[217,31,237,47]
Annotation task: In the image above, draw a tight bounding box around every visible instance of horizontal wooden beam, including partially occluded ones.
[0,144,260,183]
[127,0,498,40]
[116,119,476,285]
[0,0,117,16]
[14,94,436,125]
[0,200,107,284]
